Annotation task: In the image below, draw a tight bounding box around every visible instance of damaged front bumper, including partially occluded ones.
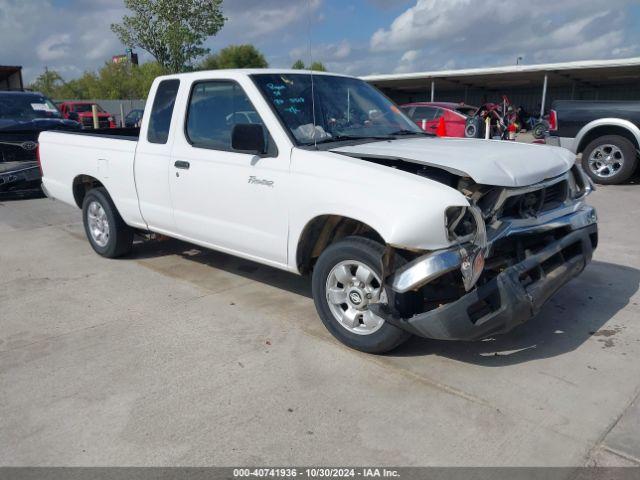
[373,205,598,341]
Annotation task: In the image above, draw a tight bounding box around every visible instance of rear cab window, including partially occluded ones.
[147,79,180,144]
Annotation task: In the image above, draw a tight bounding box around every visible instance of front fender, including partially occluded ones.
[574,118,640,153]
[287,149,469,269]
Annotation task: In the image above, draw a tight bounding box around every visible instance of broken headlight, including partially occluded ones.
[445,206,488,291]
[445,206,476,241]
[569,164,594,198]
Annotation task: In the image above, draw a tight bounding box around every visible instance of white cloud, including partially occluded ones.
[334,40,352,60]
[215,0,322,41]
[400,49,419,63]
[393,49,420,73]
[37,34,72,61]
[295,0,638,78]
[289,40,353,65]
[369,0,640,68]
[0,0,126,82]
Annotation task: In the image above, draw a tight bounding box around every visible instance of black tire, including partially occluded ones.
[532,122,546,139]
[82,187,133,258]
[581,135,638,185]
[312,236,412,354]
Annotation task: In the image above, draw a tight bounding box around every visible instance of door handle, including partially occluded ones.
[174,160,190,170]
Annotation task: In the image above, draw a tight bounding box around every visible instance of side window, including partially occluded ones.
[185,80,264,151]
[412,106,438,121]
[147,79,180,144]
[400,106,414,118]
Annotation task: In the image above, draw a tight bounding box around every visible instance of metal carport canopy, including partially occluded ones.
[362,57,640,116]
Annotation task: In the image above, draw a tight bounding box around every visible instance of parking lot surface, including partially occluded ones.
[1,185,639,466]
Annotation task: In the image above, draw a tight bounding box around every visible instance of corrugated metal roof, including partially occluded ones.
[362,57,640,82]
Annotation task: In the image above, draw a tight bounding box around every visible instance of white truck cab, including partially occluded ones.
[39,69,598,353]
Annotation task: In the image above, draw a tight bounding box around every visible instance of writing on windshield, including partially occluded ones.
[252,74,421,145]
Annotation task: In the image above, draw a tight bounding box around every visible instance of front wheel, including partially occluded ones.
[312,236,412,353]
[582,135,638,185]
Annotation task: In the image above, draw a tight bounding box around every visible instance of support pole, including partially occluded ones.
[120,103,125,128]
[430,80,435,102]
[540,74,548,117]
[91,104,99,129]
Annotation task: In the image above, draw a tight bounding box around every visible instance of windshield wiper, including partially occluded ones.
[310,134,395,145]
[388,129,431,136]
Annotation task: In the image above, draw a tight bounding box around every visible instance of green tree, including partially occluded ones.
[310,61,327,72]
[199,54,219,70]
[30,69,65,97]
[199,44,268,70]
[289,60,326,71]
[111,0,226,73]
[29,61,167,100]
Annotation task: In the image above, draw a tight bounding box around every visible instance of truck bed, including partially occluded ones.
[60,127,140,141]
[39,128,145,229]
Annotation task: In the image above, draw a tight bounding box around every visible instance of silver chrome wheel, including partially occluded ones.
[325,260,387,335]
[87,200,110,247]
[588,144,624,178]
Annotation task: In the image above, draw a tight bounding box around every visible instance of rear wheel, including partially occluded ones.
[82,187,133,258]
[582,135,638,185]
[312,236,412,353]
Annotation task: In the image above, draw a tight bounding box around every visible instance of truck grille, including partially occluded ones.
[499,179,569,220]
[0,140,38,163]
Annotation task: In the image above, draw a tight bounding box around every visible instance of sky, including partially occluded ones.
[1,0,639,84]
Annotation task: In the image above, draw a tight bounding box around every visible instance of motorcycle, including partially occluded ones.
[531,117,549,139]
[465,100,510,140]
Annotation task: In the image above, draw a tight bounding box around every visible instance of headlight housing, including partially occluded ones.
[569,164,593,198]
[445,205,488,291]
[445,206,476,242]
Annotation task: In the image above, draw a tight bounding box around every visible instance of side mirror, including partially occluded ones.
[231,123,266,155]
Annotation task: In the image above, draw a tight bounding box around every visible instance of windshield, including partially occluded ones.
[73,103,105,113]
[0,94,61,120]
[252,73,422,145]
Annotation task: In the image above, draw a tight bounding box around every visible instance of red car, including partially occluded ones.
[400,102,477,137]
[58,101,116,129]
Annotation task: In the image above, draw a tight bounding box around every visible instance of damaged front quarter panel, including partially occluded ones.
[372,165,598,341]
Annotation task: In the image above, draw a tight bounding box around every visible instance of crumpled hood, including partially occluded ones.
[331,137,575,187]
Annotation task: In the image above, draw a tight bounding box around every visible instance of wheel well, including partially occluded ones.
[577,126,640,153]
[296,215,385,274]
[72,175,104,208]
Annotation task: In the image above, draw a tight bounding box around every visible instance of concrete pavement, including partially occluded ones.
[1,185,639,466]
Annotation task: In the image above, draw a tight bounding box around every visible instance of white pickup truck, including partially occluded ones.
[39,69,598,353]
